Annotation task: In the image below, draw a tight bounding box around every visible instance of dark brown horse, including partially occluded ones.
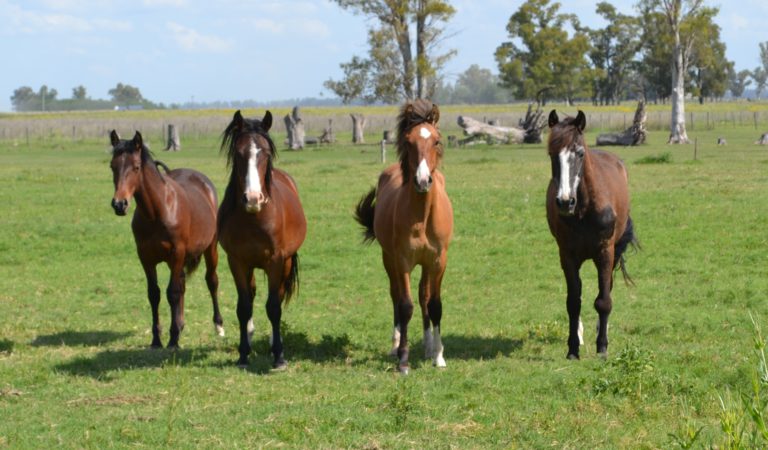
[218,110,306,369]
[109,130,223,348]
[546,110,638,359]
[355,100,453,374]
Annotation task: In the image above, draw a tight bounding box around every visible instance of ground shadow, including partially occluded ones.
[31,330,133,347]
[438,334,524,360]
[0,339,14,354]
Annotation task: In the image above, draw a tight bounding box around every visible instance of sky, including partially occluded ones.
[0,0,766,112]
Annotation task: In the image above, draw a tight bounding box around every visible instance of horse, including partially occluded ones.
[217,110,307,369]
[109,130,223,349]
[545,110,638,360]
[354,99,453,374]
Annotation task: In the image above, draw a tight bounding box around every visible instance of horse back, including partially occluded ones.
[167,168,218,249]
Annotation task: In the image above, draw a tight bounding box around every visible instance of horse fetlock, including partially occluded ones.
[215,323,225,337]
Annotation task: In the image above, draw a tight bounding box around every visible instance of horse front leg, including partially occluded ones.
[428,255,447,368]
[203,242,224,337]
[562,257,583,360]
[384,257,413,374]
[141,260,162,348]
[265,259,291,370]
[418,267,433,360]
[166,258,186,349]
[229,257,254,367]
[594,249,615,357]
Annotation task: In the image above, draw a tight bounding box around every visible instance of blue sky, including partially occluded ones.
[0,0,766,112]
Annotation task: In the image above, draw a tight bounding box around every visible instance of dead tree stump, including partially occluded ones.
[518,103,547,143]
[164,124,180,151]
[351,113,366,144]
[319,119,335,144]
[595,101,647,146]
[755,133,768,145]
[284,106,305,150]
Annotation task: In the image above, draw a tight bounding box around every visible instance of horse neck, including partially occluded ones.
[134,162,168,222]
[577,148,596,213]
[406,177,440,221]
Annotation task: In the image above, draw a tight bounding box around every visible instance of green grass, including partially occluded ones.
[1,121,767,448]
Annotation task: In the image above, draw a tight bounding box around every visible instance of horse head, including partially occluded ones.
[397,100,443,193]
[109,130,147,216]
[548,110,587,216]
[222,110,276,213]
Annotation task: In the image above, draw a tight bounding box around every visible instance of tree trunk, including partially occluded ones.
[319,119,335,144]
[518,103,547,144]
[667,1,690,144]
[164,124,180,151]
[283,106,305,150]
[595,101,647,146]
[755,133,768,145]
[392,12,414,100]
[415,0,426,99]
[351,113,366,144]
[457,116,526,145]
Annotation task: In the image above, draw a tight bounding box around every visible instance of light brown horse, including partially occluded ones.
[109,130,222,349]
[546,110,638,360]
[218,110,307,369]
[355,100,453,374]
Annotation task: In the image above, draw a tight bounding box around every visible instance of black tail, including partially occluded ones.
[283,253,300,305]
[354,188,377,243]
[614,216,640,286]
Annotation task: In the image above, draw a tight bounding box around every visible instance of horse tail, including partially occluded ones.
[283,253,300,305]
[614,216,640,286]
[354,188,376,243]
[184,254,203,277]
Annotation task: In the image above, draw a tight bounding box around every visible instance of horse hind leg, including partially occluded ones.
[418,270,434,360]
[166,260,186,349]
[428,262,447,368]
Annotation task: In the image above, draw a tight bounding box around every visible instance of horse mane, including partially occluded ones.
[112,138,166,182]
[547,114,585,156]
[396,99,443,184]
[220,115,276,195]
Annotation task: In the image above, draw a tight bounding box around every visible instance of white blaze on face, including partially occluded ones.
[419,126,432,139]
[557,149,571,200]
[245,142,262,196]
[415,158,430,185]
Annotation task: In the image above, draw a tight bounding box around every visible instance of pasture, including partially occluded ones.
[0,109,767,448]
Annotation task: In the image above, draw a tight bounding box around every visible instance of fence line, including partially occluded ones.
[2,109,768,144]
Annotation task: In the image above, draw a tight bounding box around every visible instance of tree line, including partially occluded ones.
[325,0,768,107]
[10,83,160,112]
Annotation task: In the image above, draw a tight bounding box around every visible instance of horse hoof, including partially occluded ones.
[167,343,180,350]
[433,356,446,368]
[149,343,163,350]
[567,353,580,360]
[215,324,225,337]
[398,365,410,375]
[272,360,288,371]
[236,358,249,368]
[389,348,399,357]
[597,351,608,359]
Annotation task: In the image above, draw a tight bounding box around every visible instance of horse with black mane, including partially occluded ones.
[355,99,453,374]
[218,110,306,369]
[109,130,223,349]
[546,110,638,360]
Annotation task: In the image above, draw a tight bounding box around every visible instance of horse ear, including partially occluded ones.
[233,110,244,130]
[133,131,144,151]
[110,130,120,147]
[575,110,586,132]
[428,103,440,125]
[262,110,273,131]
[548,110,559,128]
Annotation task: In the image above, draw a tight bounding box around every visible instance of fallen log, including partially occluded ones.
[755,132,768,145]
[457,116,525,145]
[595,100,647,146]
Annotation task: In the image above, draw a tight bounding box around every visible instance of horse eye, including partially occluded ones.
[575,147,585,157]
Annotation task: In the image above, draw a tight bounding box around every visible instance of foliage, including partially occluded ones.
[729,69,753,99]
[108,83,144,105]
[326,0,455,103]
[753,66,768,100]
[495,0,591,105]
[10,85,58,112]
[590,345,659,398]
[684,6,730,103]
[635,152,672,164]
[434,64,512,104]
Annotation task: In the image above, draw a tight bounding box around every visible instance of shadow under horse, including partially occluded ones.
[546,110,638,360]
[109,131,223,349]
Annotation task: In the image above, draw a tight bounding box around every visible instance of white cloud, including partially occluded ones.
[167,22,233,53]
[2,2,132,34]
[246,17,329,38]
[144,0,186,6]
[250,18,284,34]
[292,18,329,38]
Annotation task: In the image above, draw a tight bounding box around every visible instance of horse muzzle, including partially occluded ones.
[555,197,577,216]
[414,175,433,193]
[242,192,267,214]
[111,198,129,216]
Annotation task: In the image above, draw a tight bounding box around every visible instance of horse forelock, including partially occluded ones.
[547,117,584,156]
[396,99,443,183]
[221,116,276,194]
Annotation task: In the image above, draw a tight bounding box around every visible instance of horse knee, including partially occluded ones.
[398,300,414,323]
[594,296,612,315]
[427,297,442,326]
[265,296,282,323]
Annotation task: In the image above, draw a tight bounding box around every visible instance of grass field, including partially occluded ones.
[1,115,768,448]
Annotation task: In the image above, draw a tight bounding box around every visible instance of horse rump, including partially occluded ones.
[354,188,376,243]
[614,216,640,285]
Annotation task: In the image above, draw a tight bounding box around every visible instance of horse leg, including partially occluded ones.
[247,273,256,346]
[141,260,162,348]
[418,267,433,359]
[166,256,186,348]
[384,258,401,357]
[265,259,290,369]
[229,257,254,367]
[594,248,615,356]
[562,257,583,359]
[385,260,413,374]
[204,242,224,337]
[428,256,447,368]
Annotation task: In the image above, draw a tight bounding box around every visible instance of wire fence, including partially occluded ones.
[2,109,768,145]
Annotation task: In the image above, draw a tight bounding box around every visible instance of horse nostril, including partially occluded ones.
[242,193,249,205]
[428,176,433,184]
[569,198,576,207]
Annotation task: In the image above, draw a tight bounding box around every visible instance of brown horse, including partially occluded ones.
[355,100,453,374]
[546,110,638,360]
[109,130,223,348]
[218,110,307,369]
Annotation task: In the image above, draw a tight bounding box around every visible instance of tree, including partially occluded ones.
[443,65,511,104]
[586,2,641,105]
[495,0,591,105]
[326,0,455,103]
[10,86,36,111]
[685,7,730,103]
[728,69,752,98]
[72,85,87,100]
[38,85,57,111]
[108,83,144,104]
[753,67,768,99]
[637,9,673,102]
